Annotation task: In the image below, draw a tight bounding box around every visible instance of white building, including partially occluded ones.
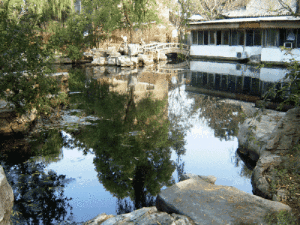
[188,0,300,64]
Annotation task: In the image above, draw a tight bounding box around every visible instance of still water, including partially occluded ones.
[0,60,288,224]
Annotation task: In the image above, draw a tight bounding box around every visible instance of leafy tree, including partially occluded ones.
[80,0,160,43]
[0,1,67,117]
[49,12,91,65]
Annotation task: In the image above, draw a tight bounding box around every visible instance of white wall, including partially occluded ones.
[261,48,300,63]
[190,45,262,60]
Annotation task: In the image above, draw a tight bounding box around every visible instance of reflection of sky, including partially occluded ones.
[41,85,252,223]
[45,132,117,223]
[169,86,252,194]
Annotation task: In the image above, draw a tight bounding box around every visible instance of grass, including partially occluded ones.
[265,143,300,224]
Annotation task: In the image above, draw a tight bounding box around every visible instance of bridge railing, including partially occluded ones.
[142,43,189,53]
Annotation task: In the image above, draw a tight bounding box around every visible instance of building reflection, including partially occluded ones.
[187,60,289,101]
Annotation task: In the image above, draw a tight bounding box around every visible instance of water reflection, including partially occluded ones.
[67,76,175,210]
[0,60,272,223]
[1,160,74,225]
[188,60,289,101]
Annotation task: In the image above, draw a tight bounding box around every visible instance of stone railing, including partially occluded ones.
[142,43,189,55]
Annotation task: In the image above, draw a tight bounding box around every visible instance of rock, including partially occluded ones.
[0,166,14,225]
[84,207,194,225]
[107,57,118,66]
[249,54,261,63]
[106,47,117,56]
[91,57,107,66]
[181,173,217,184]
[238,110,286,161]
[138,54,154,66]
[91,48,106,57]
[238,107,300,200]
[117,56,134,67]
[83,52,93,60]
[128,44,140,56]
[159,52,168,61]
[0,105,37,135]
[156,177,291,225]
[265,107,300,151]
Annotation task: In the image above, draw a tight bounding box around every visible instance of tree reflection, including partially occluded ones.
[0,129,64,167]
[68,78,175,211]
[1,161,73,225]
[191,94,245,141]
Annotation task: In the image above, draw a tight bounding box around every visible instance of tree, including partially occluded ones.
[0,1,67,117]
[80,0,160,44]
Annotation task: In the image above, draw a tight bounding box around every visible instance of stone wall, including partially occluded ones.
[0,166,14,225]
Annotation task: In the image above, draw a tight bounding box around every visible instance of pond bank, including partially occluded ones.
[238,106,300,222]
[84,173,291,225]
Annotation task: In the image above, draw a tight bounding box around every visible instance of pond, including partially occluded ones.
[0,59,288,224]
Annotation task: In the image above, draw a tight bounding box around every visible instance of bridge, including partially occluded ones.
[142,43,190,56]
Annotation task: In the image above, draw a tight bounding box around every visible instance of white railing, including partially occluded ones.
[142,43,189,53]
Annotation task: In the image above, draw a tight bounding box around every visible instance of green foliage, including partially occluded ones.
[49,13,90,63]
[264,210,297,225]
[262,60,300,110]
[0,1,69,117]
[80,0,160,43]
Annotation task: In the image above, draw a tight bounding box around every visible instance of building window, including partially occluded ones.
[265,29,278,47]
[246,30,254,46]
[204,31,209,45]
[198,31,204,45]
[192,30,198,45]
[254,30,262,46]
[217,31,222,45]
[297,29,300,48]
[231,30,244,46]
[209,31,215,45]
[222,30,230,45]
[246,30,262,46]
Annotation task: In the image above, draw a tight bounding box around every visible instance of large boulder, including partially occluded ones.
[156,175,291,225]
[128,44,141,56]
[91,57,107,66]
[0,166,14,225]
[138,54,154,66]
[238,107,300,200]
[238,110,286,161]
[84,207,194,225]
[0,100,37,135]
[107,57,118,66]
[117,56,134,67]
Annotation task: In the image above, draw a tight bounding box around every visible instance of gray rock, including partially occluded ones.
[84,207,194,225]
[238,110,286,161]
[91,57,107,66]
[156,178,291,225]
[238,107,300,200]
[181,173,217,184]
[117,56,134,67]
[138,54,154,66]
[0,166,14,225]
[107,57,118,66]
[128,44,141,56]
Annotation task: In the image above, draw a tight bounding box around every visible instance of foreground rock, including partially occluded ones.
[238,107,300,199]
[156,175,291,225]
[0,100,37,135]
[0,166,14,225]
[238,109,286,161]
[84,207,194,225]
